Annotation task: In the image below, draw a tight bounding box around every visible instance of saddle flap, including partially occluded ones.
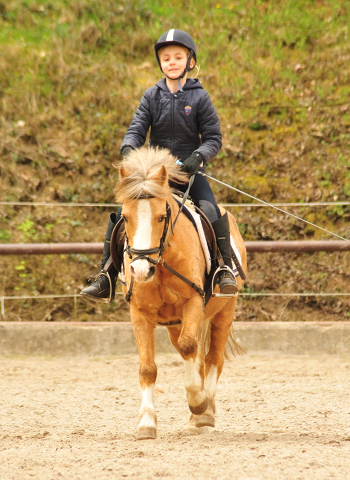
[192,205,217,257]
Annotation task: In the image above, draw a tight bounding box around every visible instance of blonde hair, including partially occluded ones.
[189,64,200,79]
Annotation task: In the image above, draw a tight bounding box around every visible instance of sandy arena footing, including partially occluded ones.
[0,352,349,480]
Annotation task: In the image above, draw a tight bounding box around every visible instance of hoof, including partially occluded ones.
[188,396,208,415]
[181,426,201,436]
[136,427,156,440]
[183,414,198,431]
[196,413,215,428]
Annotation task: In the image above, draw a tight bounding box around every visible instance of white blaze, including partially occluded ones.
[133,200,152,249]
[130,200,153,281]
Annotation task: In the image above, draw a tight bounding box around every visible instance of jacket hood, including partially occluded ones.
[155,78,203,92]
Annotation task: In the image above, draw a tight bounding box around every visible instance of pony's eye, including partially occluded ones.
[122,215,128,223]
[158,216,165,223]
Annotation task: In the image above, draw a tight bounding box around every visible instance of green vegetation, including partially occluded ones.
[0,0,349,321]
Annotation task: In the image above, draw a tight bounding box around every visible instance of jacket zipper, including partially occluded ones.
[171,93,176,154]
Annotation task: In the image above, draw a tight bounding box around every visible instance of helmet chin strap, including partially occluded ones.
[177,77,184,92]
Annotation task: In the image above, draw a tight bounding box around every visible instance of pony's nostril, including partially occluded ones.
[130,264,136,276]
[146,266,156,279]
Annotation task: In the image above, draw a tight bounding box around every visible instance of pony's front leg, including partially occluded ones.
[169,296,208,415]
[132,314,157,440]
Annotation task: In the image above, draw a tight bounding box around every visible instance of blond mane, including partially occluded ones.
[115,147,188,202]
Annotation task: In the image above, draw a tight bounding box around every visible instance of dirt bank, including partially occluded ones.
[0,353,349,480]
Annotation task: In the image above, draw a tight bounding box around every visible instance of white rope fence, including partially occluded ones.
[1,201,349,208]
[1,292,349,320]
[1,200,349,319]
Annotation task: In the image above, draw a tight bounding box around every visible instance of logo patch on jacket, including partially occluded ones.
[184,105,192,116]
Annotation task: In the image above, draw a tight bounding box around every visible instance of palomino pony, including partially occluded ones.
[116,147,247,440]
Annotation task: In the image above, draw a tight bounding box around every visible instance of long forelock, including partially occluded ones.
[115,147,188,202]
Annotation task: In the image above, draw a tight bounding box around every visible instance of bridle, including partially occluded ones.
[124,197,172,263]
[122,186,205,303]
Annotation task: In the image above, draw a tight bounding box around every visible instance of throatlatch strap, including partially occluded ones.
[125,276,134,303]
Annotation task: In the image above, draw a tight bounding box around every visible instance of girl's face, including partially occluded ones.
[159,45,194,79]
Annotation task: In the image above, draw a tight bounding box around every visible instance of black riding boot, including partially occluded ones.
[80,213,119,303]
[211,212,239,295]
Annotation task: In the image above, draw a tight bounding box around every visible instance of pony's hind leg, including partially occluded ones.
[196,300,238,428]
[132,313,157,440]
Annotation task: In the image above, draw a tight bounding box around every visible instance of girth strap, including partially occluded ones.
[157,319,182,326]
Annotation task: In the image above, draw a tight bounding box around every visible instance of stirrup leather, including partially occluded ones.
[211,265,238,298]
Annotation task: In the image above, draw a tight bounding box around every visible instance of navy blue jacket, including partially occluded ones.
[120,78,222,166]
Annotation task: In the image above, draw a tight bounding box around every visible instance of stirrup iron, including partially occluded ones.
[211,265,238,298]
[98,271,115,304]
[83,256,116,304]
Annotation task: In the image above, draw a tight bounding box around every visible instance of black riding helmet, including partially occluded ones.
[154,29,197,91]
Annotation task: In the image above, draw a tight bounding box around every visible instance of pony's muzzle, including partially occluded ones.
[130,259,156,283]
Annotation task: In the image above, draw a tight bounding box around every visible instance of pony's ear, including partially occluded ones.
[151,165,168,187]
[119,166,130,179]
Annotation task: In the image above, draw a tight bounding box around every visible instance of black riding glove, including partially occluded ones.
[121,146,133,158]
[181,152,203,175]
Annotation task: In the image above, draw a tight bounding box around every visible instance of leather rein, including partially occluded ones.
[123,182,205,303]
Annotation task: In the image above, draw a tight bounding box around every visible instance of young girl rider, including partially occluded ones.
[81,29,238,301]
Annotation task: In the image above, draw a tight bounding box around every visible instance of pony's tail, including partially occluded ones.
[224,326,246,359]
[197,317,211,358]
[198,318,245,360]
[225,304,246,358]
